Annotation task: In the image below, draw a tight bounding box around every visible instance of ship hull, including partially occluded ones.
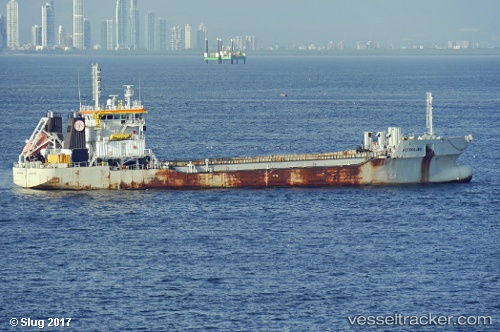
[13,156,472,190]
[12,68,473,191]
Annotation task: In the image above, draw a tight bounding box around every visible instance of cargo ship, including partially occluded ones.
[13,64,473,190]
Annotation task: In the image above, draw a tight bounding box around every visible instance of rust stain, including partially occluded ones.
[137,165,365,189]
[365,158,389,184]
[368,158,387,168]
[48,177,60,184]
[107,170,112,189]
[421,146,435,183]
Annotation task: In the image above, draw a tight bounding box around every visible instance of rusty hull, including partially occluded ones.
[16,153,472,190]
[119,165,362,189]
[118,158,421,189]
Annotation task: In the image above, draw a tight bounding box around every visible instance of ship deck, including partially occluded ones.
[168,149,377,167]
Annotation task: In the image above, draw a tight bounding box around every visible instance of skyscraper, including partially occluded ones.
[233,35,243,51]
[116,0,128,49]
[184,24,191,49]
[145,12,155,51]
[129,0,139,49]
[101,19,113,50]
[171,26,183,51]
[58,25,64,47]
[73,0,84,49]
[100,20,107,49]
[196,23,207,50]
[42,2,55,48]
[106,19,114,50]
[32,25,42,46]
[0,14,6,49]
[245,36,257,51]
[7,0,19,49]
[157,18,167,51]
[84,18,91,49]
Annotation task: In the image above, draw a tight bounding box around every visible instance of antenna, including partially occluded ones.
[123,85,134,109]
[138,75,141,104]
[426,92,434,137]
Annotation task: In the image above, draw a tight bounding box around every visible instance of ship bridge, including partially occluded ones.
[76,65,154,165]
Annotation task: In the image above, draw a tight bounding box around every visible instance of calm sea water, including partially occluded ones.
[0,55,499,331]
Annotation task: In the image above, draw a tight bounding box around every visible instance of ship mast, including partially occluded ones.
[123,85,134,109]
[92,63,101,109]
[426,92,434,138]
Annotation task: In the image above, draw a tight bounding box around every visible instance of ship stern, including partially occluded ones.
[13,165,28,188]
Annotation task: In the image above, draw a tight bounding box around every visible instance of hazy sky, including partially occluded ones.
[1,0,499,47]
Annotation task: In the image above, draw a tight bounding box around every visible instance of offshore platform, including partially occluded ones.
[204,38,246,64]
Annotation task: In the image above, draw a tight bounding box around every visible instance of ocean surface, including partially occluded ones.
[0,55,499,331]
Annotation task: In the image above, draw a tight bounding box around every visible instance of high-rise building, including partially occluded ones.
[116,0,128,49]
[0,14,7,49]
[100,20,106,49]
[233,36,243,51]
[171,26,183,51]
[59,25,74,49]
[73,0,84,49]
[57,25,64,47]
[157,18,167,51]
[101,19,113,50]
[42,2,55,48]
[63,35,73,48]
[106,19,113,50]
[145,12,155,51]
[184,24,191,49]
[129,0,139,49]
[196,23,207,50]
[245,35,256,51]
[7,0,19,49]
[32,25,42,46]
[84,18,91,49]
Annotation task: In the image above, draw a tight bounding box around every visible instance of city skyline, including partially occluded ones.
[0,0,499,50]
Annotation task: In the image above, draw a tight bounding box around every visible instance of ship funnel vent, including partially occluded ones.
[364,132,373,150]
